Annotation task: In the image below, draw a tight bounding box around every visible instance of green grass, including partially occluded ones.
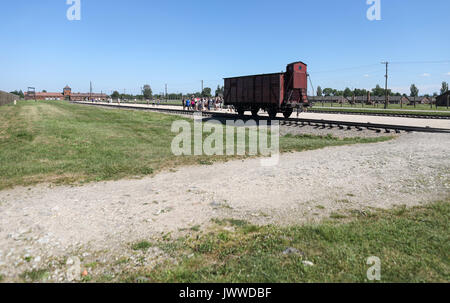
[131,241,153,251]
[0,101,392,190]
[20,269,49,282]
[329,212,348,219]
[279,133,391,152]
[120,200,449,283]
[190,225,201,232]
[85,262,100,269]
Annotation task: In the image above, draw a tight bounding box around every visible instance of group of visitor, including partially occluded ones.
[182,96,226,112]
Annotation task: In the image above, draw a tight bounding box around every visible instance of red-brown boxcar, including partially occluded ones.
[224,62,308,119]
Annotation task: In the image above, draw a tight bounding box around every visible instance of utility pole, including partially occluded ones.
[381,61,389,109]
[90,81,92,101]
[201,80,204,95]
[165,84,168,102]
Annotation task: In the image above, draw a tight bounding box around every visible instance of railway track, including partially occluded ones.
[72,102,450,134]
[88,102,450,119]
[307,109,450,120]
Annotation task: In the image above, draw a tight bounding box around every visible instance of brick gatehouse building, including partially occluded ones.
[24,85,108,101]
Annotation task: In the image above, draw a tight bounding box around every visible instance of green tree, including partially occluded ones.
[202,87,212,97]
[316,86,323,96]
[111,91,120,99]
[353,88,368,96]
[441,82,449,95]
[372,85,385,97]
[323,88,333,96]
[215,85,224,97]
[188,92,202,98]
[143,84,152,99]
[343,87,353,97]
[10,90,24,98]
[410,84,419,97]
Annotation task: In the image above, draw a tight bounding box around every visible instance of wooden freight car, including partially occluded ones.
[224,62,308,119]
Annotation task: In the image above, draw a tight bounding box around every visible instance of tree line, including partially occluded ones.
[316,82,449,98]
[9,90,24,98]
[110,84,225,100]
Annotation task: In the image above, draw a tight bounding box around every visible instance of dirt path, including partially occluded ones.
[0,132,449,281]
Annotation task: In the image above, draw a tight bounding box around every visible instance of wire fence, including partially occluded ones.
[308,96,450,111]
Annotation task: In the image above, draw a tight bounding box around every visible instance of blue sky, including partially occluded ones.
[1,0,449,95]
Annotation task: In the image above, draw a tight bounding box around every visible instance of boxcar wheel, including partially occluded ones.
[251,108,259,118]
[283,109,293,119]
[268,109,278,120]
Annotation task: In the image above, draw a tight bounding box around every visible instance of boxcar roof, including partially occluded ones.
[287,61,307,66]
[224,72,284,80]
[224,61,307,79]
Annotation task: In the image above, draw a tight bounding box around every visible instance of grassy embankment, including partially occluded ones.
[116,200,449,283]
[0,100,392,190]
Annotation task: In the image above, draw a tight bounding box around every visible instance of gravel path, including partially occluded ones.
[0,132,449,281]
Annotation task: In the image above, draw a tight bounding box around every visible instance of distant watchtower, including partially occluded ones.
[63,85,72,100]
